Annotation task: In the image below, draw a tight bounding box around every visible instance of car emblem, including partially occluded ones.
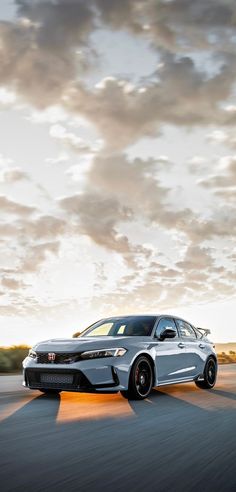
[48,352,56,362]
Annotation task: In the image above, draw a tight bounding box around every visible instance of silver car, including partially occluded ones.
[22,315,217,400]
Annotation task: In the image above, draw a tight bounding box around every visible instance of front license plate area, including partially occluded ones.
[40,373,73,384]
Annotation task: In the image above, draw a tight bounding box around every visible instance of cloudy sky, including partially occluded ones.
[0,0,236,345]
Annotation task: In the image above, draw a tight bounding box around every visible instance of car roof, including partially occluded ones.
[103,314,182,320]
[102,314,195,325]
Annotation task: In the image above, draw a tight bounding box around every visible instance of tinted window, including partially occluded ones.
[117,324,126,334]
[155,318,178,339]
[85,322,113,337]
[80,316,157,337]
[177,320,196,339]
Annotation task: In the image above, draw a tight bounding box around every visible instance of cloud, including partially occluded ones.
[58,151,186,268]
[0,215,66,246]
[89,153,168,208]
[49,124,102,154]
[0,87,16,106]
[0,196,36,215]
[187,156,209,174]
[0,0,95,106]
[59,150,235,276]
[199,155,236,189]
[0,223,18,237]
[145,0,236,52]
[176,245,214,271]
[0,154,29,183]
[0,1,236,139]
[207,129,236,150]
[19,241,60,273]
[95,0,236,54]
[64,52,236,149]
[0,167,28,183]
[186,213,236,242]
[0,215,66,285]
[59,191,134,257]
[1,276,24,290]
[19,215,67,240]
[16,0,95,48]
[86,152,195,232]
[14,0,236,60]
[196,155,236,211]
[94,0,142,32]
[63,148,236,310]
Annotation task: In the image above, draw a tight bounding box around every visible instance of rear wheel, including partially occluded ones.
[121,356,153,400]
[195,357,217,389]
[39,389,61,394]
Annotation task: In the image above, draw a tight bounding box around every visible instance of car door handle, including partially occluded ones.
[178,342,185,349]
[199,344,205,349]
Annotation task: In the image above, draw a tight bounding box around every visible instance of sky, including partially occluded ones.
[0,0,236,346]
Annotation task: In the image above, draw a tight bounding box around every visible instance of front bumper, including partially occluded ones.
[22,356,130,393]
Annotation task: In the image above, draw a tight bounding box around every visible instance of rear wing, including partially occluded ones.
[196,327,211,339]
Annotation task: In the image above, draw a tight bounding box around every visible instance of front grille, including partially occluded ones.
[36,352,81,364]
[40,373,73,384]
[25,369,91,391]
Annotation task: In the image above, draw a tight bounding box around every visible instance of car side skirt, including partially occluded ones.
[156,376,201,386]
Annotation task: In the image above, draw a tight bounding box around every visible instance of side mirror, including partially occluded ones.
[158,327,177,341]
[73,331,81,338]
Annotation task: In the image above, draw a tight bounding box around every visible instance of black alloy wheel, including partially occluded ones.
[121,356,153,400]
[195,357,217,389]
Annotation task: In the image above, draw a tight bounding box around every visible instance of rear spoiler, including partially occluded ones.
[196,327,211,339]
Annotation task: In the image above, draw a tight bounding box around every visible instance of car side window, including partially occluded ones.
[116,324,126,334]
[176,320,196,339]
[155,318,178,339]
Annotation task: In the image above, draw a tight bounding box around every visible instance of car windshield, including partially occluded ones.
[79,316,157,337]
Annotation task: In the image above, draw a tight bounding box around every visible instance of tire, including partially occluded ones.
[39,389,61,394]
[121,356,153,400]
[195,357,217,389]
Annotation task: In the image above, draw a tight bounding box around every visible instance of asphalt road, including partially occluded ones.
[0,365,236,492]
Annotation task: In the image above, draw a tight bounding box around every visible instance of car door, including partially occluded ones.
[154,317,188,384]
[175,319,204,378]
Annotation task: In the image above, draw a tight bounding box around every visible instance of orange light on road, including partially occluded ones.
[56,392,135,424]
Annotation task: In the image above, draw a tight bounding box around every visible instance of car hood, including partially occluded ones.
[33,336,145,353]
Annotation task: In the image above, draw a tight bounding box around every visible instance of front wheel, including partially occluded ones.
[121,356,153,400]
[195,357,217,389]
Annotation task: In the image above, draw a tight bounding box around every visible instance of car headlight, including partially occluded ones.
[81,348,127,360]
[28,349,37,359]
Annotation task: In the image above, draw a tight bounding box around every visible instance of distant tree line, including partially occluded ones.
[0,346,29,372]
[217,351,236,364]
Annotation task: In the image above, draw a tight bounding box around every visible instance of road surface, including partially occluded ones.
[0,365,236,492]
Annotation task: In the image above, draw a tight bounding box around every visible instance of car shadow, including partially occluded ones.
[127,386,210,419]
[1,392,61,428]
[209,388,236,401]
